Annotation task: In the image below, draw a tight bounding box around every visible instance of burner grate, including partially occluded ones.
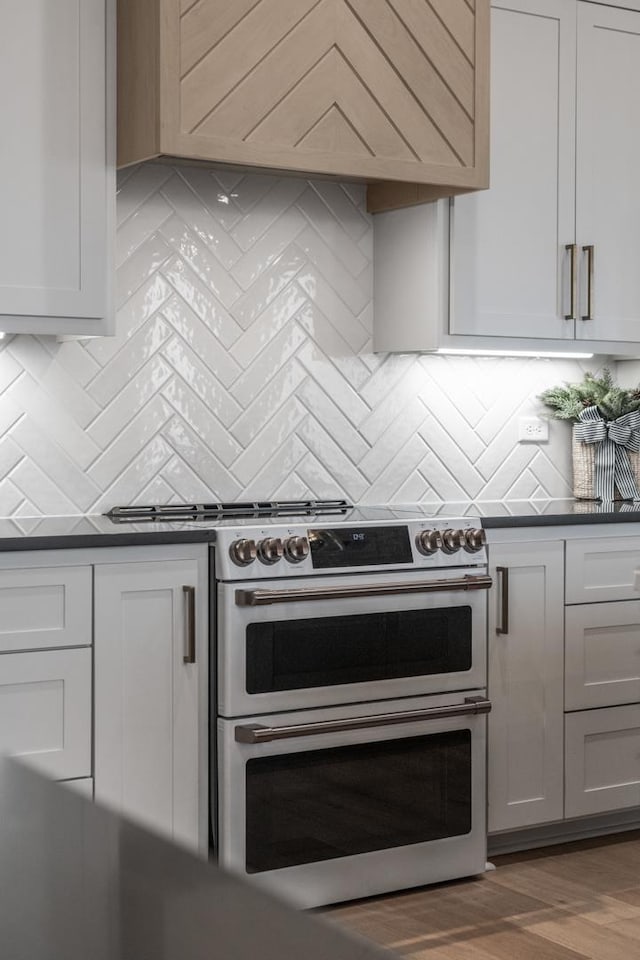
[105,500,351,523]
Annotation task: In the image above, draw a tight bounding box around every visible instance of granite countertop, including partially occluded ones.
[0,501,638,551]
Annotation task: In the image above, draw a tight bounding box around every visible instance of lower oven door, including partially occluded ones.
[217,568,490,716]
[217,691,489,908]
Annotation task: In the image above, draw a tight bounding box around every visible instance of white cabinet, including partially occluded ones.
[453,0,640,348]
[565,704,640,817]
[0,559,92,780]
[564,534,640,818]
[0,0,114,336]
[487,540,565,833]
[374,0,640,356]
[0,648,91,780]
[94,553,208,853]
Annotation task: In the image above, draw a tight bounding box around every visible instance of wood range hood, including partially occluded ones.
[118,0,490,213]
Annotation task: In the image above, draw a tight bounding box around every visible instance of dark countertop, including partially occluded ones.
[0,514,219,550]
[0,501,638,551]
[0,758,391,960]
[429,498,640,528]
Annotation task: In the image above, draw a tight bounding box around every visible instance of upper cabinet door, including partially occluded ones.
[0,0,113,335]
[575,3,640,342]
[450,0,577,340]
[118,0,490,210]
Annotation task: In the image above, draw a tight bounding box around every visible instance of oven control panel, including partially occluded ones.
[216,519,486,581]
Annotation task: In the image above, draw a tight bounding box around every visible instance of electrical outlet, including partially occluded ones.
[518,417,549,443]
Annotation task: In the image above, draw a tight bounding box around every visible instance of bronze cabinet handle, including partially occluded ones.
[235,574,493,606]
[582,244,594,321]
[235,697,493,743]
[496,566,509,635]
[182,585,196,663]
[565,243,577,320]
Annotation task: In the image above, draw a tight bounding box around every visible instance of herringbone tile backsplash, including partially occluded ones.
[0,164,596,517]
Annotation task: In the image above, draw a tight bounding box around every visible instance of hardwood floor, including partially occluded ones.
[324,831,640,959]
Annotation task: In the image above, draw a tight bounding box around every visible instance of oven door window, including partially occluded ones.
[245,731,472,873]
[246,607,472,693]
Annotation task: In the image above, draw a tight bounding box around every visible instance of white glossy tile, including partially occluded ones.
[230,283,307,368]
[296,343,370,426]
[0,165,591,514]
[160,214,242,308]
[161,377,242,468]
[358,398,428,482]
[10,418,102,511]
[231,178,308,252]
[161,418,243,501]
[163,257,242,348]
[297,378,370,462]
[88,356,173,448]
[231,399,307,485]
[88,395,174,489]
[88,316,173,407]
[231,363,307,448]
[230,245,306,330]
[230,207,307,290]
[116,193,173,267]
[161,296,243,388]
[161,335,242,420]
[160,173,243,266]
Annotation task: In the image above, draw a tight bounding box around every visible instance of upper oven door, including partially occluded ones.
[217,568,491,717]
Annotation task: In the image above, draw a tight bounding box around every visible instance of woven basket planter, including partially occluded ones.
[572,424,640,500]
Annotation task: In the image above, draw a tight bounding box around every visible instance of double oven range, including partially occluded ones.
[211,502,492,908]
[107,500,492,907]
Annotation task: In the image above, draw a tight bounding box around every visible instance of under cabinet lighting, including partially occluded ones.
[436,348,594,359]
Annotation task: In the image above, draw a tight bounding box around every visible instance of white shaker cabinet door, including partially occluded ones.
[488,540,565,833]
[450,0,576,341]
[0,648,91,781]
[94,557,208,854]
[575,3,640,342]
[0,0,113,335]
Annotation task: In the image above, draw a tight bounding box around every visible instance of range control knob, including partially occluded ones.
[415,529,442,555]
[229,538,257,566]
[283,535,309,563]
[464,528,486,552]
[441,528,466,554]
[257,537,284,565]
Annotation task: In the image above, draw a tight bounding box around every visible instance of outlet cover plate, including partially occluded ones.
[518,417,549,443]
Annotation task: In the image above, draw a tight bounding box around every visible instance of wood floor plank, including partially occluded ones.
[328,831,640,960]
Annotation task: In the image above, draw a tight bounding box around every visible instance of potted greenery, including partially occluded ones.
[539,369,640,501]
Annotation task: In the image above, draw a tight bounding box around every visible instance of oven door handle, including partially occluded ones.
[234,696,492,743]
[234,574,492,606]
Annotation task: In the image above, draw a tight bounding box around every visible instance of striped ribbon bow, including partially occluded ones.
[575,405,640,501]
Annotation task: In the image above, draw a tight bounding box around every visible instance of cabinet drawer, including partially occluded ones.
[565,601,640,710]
[0,566,91,652]
[0,648,91,780]
[565,538,640,603]
[565,704,640,818]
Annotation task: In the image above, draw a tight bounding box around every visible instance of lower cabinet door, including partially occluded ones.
[0,648,91,780]
[565,704,640,817]
[94,559,206,853]
[488,540,565,832]
[565,600,640,710]
[565,704,640,818]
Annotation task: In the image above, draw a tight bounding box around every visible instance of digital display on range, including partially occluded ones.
[308,525,412,568]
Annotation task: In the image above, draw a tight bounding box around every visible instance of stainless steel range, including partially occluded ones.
[106,500,492,908]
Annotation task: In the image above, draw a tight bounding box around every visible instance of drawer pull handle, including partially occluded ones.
[496,566,509,635]
[182,586,196,664]
[582,244,594,321]
[565,243,577,320]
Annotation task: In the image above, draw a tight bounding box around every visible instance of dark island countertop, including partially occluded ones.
[0,501,638,551]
